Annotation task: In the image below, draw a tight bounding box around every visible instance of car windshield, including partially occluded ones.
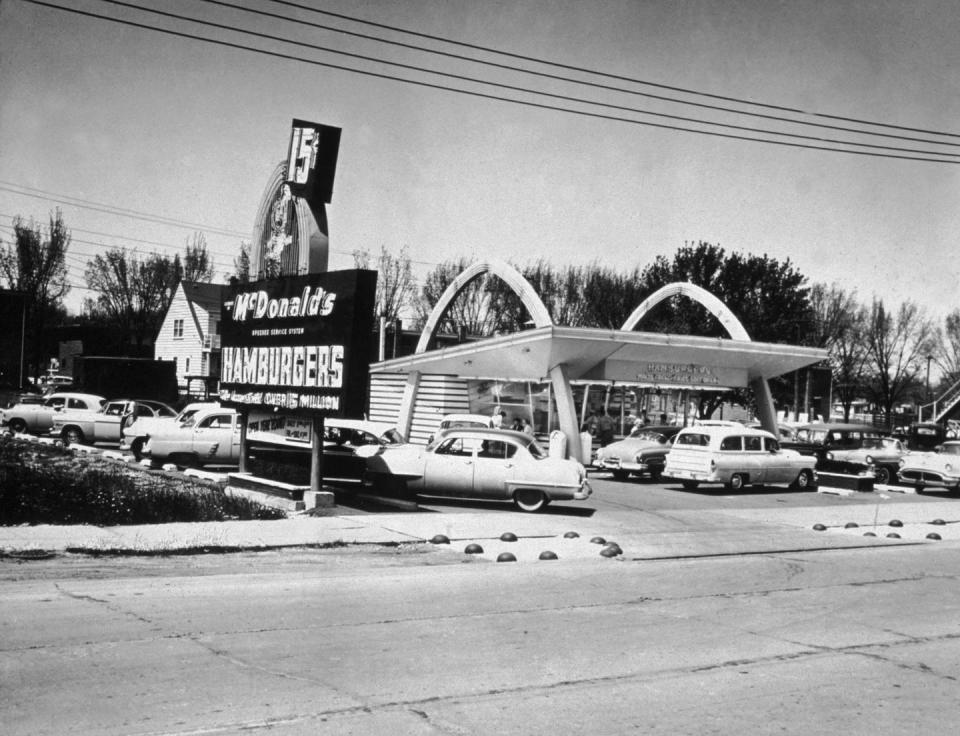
[940,444,960,456]
[633,431,666,443]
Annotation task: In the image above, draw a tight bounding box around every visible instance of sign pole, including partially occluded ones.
[238,408,249,473]
[310,416,325,494]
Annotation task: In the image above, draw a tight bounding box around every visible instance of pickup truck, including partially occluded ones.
[51,398,177,446]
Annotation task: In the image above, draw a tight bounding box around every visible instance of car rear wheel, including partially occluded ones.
[8,419,26,434]
[792,469,814,490]
[62,427,84,446]
[873,466,891,485]
[649,468,663,481]
[513,488,549,513]
[681,480,699,490]
[726,473,746,491]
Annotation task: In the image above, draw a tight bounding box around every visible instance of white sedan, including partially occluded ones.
[144,407,241,467]
[897,441,960,491]
[1,392,105,435]
[121,402,219,460]
[364,427,592,512]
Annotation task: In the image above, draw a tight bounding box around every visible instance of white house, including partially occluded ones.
[154,281,226,396]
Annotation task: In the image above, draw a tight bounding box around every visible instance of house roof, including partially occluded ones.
[181,282,227,311]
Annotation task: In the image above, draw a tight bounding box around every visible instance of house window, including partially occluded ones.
[185,357,190,374]
[173,319,184,338]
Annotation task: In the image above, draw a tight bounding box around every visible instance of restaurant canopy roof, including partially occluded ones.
[371,324,828,388]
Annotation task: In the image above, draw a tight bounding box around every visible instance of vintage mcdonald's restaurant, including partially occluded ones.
[223,119,828,491]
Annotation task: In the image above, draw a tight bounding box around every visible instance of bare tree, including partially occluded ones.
[932,309,960,389]
[181,232,214,283]
[0,210,71,378]
[352,245,417,324]
[230,241,251,284]
[864,298,934,424]
[84,249,179,349]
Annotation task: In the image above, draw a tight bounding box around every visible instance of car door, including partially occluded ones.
[761,437,793,483]
[472,438,520,500]
[423,435,479,496]
[739,435,766,483]
[94,401,127,441]
[191,412,238,464]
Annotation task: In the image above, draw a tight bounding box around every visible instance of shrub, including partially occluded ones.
[0,436,285,525]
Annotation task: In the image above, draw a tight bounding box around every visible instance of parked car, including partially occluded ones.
[897,441,960,492]
[247,417,406,485]
[592,424,681,481]
[822,435,909,484]
[0,392,105,435]
[427,413,494,443]
[364,427,592,512]
[120,402,219,460]
[51,398,177,446]
[143,406,241,467]
[745,422,799,442]
[904,422,948,451]
[780,423,886,465]
[664,424,817,491]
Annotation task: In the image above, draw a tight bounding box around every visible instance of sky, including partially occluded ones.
[1,0,958,325]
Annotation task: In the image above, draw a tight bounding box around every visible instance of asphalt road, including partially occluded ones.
[4,474,960,735]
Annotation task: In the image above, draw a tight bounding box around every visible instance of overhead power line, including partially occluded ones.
[91,0,960,158]
[186,0,960,148]
[267,0,960,140]
[24,0,960,164]
[0,182,250,238]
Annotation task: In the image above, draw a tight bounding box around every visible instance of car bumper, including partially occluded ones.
[898,470,960,489]
[574,480,592,500]
[664,468,717,482]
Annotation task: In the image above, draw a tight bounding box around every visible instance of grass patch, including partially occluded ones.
[0,436,286,525]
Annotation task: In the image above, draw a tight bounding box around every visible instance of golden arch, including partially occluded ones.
[620,282,751,340]
[414,260,553,354]
[620,281,778,434]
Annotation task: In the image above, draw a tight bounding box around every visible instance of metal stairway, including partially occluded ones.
[920,377,960,424]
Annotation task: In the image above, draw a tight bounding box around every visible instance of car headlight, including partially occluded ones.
[946,463,953,472]
[899,459,906,467]
[825,451,834,460]
[865,455,874,465]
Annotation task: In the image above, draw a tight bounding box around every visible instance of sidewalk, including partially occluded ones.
[3,497,959,563]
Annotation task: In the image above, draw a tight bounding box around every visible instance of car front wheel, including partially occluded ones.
[8,418,27,434]
[612,469,629,481]
[513,488,549,512]
[681,479,699,490]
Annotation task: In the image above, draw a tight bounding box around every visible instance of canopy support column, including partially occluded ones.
[397,370,421,440]
[752,376,778,435]
[550,364,583,463]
